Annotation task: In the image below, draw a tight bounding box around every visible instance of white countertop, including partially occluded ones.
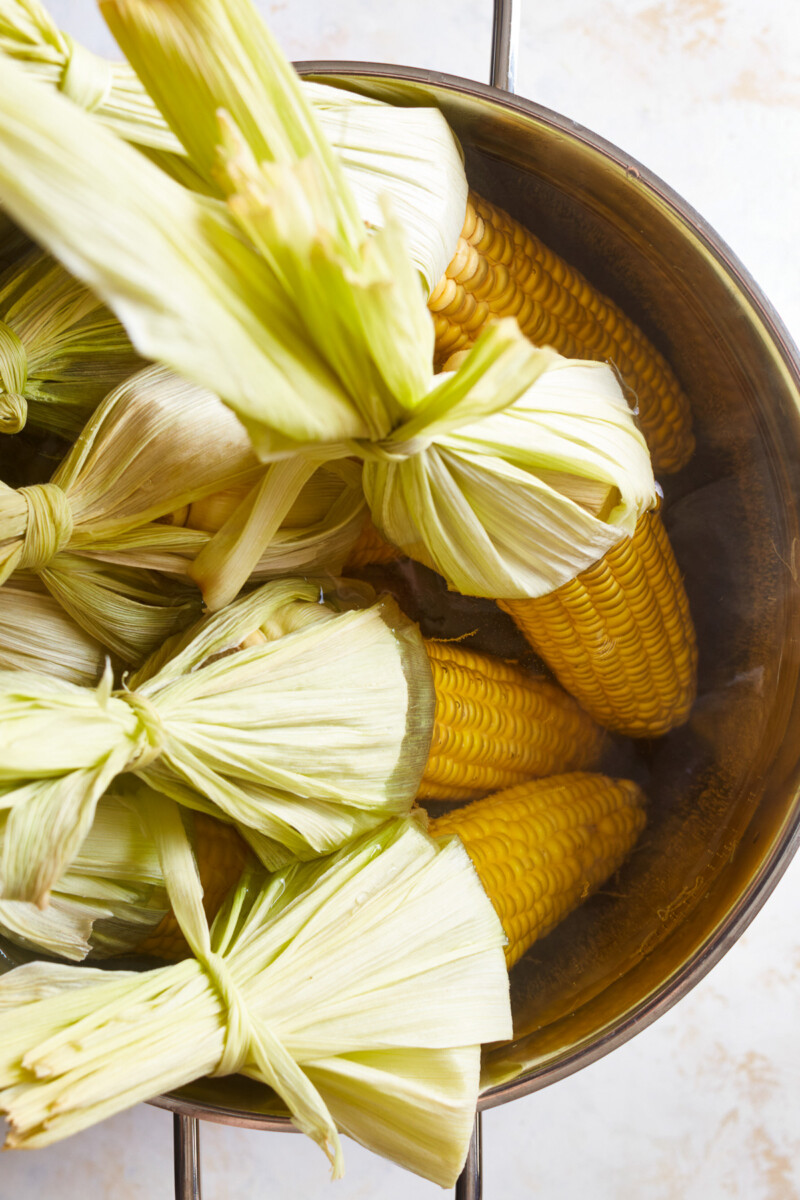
[4,2,800,1196]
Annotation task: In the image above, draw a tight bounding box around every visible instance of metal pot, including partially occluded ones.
[6,2,800,1196]
[157,3,800,1194]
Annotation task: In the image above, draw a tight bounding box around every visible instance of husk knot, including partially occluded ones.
[0,320,27,433]
[118,690,166,770]
[17,482,74,572]
[349,432,432,463]
[59,35,113,113]
[201,949,253,1077]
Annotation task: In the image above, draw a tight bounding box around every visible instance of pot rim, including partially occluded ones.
[156,59,800,1126]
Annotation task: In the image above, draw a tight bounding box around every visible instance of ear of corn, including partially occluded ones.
[498,507,697,738]
[0,580,436,905]
[0,814,511,1187]
[429,193,694,475]
[420,640,603,801]
[428,772,647,968]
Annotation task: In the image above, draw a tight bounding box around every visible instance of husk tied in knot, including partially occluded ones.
[0,482,74,582]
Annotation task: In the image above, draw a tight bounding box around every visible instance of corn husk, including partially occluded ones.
[0,0,208,190]
[74,462,366,587]
[0,0,466,290]
[0,792,170,961]
[0,1,655,613]
[0,578,435,905]
[0,554,200,677]
[93,0,657,605]
[0,363,262,578]
[0,250,141,435]
[0,364,360,653]
[38,554,201,666]
[0,810,511,1185]
[362,352,657,598]
[0,573,104,684]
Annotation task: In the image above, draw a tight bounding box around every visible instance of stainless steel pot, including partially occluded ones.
[8,2,800,1196]
[156,3,800,1194]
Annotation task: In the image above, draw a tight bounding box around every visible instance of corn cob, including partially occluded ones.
[340,499,695,740]
[428,192,694,475]
[135,813,252,961]
[498,508,696,738]
[131,641,603,957]
[420,640,603,801]
[428,773,646,968]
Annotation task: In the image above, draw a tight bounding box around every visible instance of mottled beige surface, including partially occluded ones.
[4,1,800,1196]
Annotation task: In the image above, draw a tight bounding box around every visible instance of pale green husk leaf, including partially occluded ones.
[0,364,264,652]
[362,349,658,597]
[0,579,434,904]
[39,555,201,667]
[0,792,169,960]
[102,0,434,436]
[0,363,263,581]
[0,814,511,1185]
[0,0,188,154]
[0,1,466,289]
[0,249,141,436]
[0,360,364,640]
[0,57,365,455]
[0,574,105,684]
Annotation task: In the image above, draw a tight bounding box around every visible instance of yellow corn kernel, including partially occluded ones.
[344,515,404,570]
[428,193,694,475]
[428,772,646,967]
[498,508,697,738]
[135,813,251,961]
[420,640,604,802]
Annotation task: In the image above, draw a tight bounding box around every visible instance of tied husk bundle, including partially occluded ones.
[0,250,141,436]
[0,578,435,905]
[0,363,365,658]
[0,810,511,1185]
[0,0,466,290]
[0,0,656,613]
[360,350,657,599]
[0,791,171,961]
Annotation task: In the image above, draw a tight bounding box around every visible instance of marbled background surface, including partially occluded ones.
[3,1,800,1196]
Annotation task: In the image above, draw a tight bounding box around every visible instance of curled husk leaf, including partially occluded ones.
[0,250,141,436]
[0,792,170,960]
[0,573,105,684]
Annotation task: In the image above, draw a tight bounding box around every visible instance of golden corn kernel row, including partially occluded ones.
[428,772,647,968]
[428,193,694,474]
[344,515,405,570]
[419,640,603,802]
[499,509,697,738]
[135,812,252,961]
